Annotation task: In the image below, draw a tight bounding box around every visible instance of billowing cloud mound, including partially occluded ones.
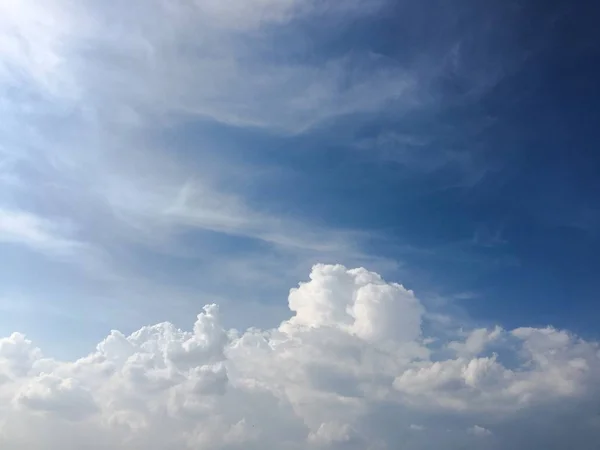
[1,264,599,449]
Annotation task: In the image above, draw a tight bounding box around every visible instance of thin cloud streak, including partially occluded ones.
[0,208,83,255]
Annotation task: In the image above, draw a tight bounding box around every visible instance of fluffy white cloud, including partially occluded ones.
[0,264,599,449]
[448,325,503,357]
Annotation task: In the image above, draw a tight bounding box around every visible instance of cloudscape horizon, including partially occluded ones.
[2,0,600,448]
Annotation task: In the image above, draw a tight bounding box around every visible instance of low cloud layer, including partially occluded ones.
[1,264,599,449]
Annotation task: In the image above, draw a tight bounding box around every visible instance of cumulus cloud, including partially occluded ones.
[0,264,599,449]
[15,374,98,421]
[448,326,503,357]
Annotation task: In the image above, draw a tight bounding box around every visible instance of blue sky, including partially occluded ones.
[2,0,597,348]
[1,1,600,449]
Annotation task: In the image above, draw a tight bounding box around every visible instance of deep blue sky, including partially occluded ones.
[165,0,600,333]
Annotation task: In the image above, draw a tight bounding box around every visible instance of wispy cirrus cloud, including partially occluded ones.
[0,0,417,257]
[0,208,81,255]
[0,0,413,133]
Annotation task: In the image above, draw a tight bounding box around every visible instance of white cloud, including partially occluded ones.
[284,264,424,343]
[15,374,98,421]
[308,422,357,445]
[0,264,599,449]
[0,332,43,378]
[448,326,503,357]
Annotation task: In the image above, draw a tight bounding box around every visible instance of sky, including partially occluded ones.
[1,0,600,449]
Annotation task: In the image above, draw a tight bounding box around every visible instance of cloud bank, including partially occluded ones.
[1,264,599,449]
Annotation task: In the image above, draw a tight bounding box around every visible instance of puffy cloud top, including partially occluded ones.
[1,265,599,449]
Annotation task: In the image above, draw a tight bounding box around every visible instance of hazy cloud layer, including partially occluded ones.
[1,265,599,449]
